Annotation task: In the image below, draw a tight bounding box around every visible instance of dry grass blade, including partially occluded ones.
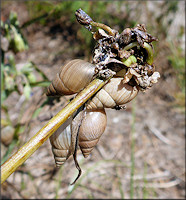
[141,179,182,189]
[146,124,174,145]
[125,171,172,181]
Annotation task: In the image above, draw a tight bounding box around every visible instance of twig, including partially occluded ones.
[130,178,182,189]
[142,178,182,189]
[146,124,174,145]
[1,78,110,184]
[125,171,172,181]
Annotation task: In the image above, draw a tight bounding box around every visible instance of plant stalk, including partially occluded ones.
[1,78,109,184]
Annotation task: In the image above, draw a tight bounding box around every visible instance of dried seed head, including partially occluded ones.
[75,8,93,31]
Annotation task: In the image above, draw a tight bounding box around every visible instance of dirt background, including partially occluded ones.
[1,1,185,199]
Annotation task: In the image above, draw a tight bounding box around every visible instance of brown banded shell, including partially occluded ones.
[49,118,72,167]
[87,78,139,110]
[47,59,139,167]
[78,108,107,158]
[46,59,96,96]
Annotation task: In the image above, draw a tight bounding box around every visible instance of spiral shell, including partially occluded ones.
[87,77,138,110]
[47,59,139,166]
[50,107,107,166]
[78,108,107,158]
[49,118,72,167]
[46,59,96,96]
[46,59,138,109]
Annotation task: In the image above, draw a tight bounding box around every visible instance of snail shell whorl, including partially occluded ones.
[87,78,139,109]
[78,108,107,158]
[49,118,72,167]
[46,59,96,96]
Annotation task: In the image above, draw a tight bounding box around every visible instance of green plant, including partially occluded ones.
[1,12,50,102]
[1,11,51,165]
[1,12,28,53]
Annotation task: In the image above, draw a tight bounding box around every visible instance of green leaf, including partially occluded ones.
[31,62,49,81]
[32,107,43,119]
[13,30,27,52]
[30,81,51,87]
[23,84,32,99]
[27,73,36,83]
[5,76,15,90]
[8,54,16,68]
[20,62,34,74]
[1,91,7,104]
[9,12,19,26]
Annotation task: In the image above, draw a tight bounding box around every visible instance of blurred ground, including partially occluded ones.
[1,1,185,199]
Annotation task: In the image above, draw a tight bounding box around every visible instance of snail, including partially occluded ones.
[47,59,138,168]
[46,9,160,185]
[78,108,107,158]
[46,59,138,107]
[46,59,96,96]
[49,117,73,167]
[49,106,107,167]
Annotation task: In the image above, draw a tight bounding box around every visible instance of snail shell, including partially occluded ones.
[47,59,139,166]
[49,117,73,167]
[46,59,139,109]
[49,108,107,166]
[46,59,96,96]
[86,77,138,110]
[78,108,107,158]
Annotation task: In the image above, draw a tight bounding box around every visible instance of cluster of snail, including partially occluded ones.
[46,9,160,184]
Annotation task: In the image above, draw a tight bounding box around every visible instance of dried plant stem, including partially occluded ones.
[90,21,115,36]
[1,78,110,184]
